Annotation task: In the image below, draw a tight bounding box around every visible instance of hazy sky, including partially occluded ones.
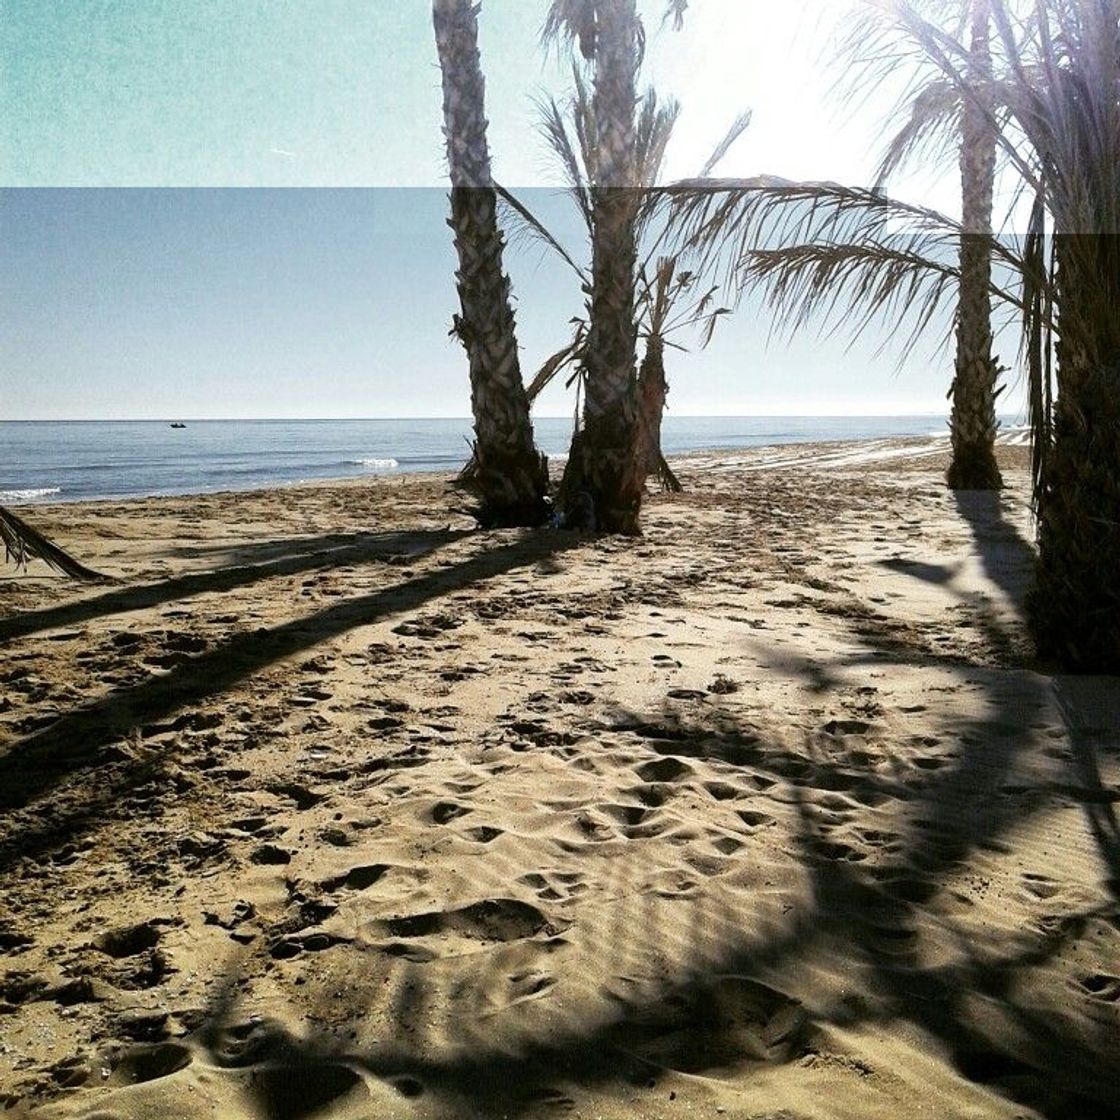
[1,0,1028,420]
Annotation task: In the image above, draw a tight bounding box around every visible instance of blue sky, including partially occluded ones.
[0,1,1028,420]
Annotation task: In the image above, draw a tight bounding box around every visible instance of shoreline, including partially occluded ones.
[2,440,1115,1120]
[1,429,1030,512]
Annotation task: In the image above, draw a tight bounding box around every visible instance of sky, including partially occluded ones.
[0,0,1029,421]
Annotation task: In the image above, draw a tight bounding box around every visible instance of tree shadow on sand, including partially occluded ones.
[60,571,1120,1120]
[76,689,1120,1120]
[0,529,466,645]
[12,484,1119,1119]
[0,529,579,871]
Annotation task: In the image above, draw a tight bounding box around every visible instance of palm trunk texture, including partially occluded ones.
[947,0,1003,491]
[637,336,682,492]
[558,0,645,534]
[433,0,548,528]
[1028,234,1120,672]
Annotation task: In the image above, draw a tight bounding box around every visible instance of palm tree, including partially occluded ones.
[543,0,646,533]
[671,0,1120,670]
[499,73,740,494]
[840,0,1005,489]
[845,0,1119,663]
[946,0,1004,488]
[432,0,549,528]
[988,0,1120,670]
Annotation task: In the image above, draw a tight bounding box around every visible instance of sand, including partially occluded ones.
[0,435,1117,1120]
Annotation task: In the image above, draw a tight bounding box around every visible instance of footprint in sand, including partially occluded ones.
[705,781,744,801]
[375,898,565,947]
[518,872,564,902]
[1022,873,1062,900]
[809,839,868,863]
[598,802,668,839]
[735,808,776,830]
[635,757,693,784]
[464,825,504,843]
[1079,974,1120,1002]
[427,801,472,825]
[607,975,806,1073]
[105,1041,192,1086]
[321,864,390,891]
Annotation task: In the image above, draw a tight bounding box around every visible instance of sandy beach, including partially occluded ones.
[1,436,1117,1120]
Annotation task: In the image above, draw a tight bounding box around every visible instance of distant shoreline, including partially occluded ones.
[2,430,1031,510]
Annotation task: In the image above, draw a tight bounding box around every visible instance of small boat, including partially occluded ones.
[170,422,187,429]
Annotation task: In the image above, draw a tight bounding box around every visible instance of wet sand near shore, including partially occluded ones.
[1,436,1117,1120]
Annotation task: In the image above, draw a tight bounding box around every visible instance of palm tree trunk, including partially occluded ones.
[557,0,645,534]
[947,0,1003,491]
[1028,233,1120,671]
[636,336,681,492]
[433,0,549,528]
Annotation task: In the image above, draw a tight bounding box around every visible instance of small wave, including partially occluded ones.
[0,487,62,502]
[344,458,400,469]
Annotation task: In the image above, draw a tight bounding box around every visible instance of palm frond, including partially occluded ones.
[1,506,105,581]
[534,86,594,230]
[667,176,1035,354]
[527,319,588,402]
[873,77,963,187]
[698,110,754,179]
[542,0,598,59]
[495,184,588,282]
[662,0,689,31]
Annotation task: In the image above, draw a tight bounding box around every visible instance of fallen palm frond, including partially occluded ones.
[1,506,106,581]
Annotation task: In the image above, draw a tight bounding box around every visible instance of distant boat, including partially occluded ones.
[170,422,187,429]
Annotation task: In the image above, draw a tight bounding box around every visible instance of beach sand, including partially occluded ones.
[1,436,1117,1119]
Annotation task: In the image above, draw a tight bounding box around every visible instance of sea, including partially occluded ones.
[0,416,967,506]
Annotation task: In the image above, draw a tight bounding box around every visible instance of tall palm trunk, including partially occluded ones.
[433,0,549,528]
[999,0,1120,672]
[557,0,645,534]
[1029,233,1120,671]
[947,0,1003,490]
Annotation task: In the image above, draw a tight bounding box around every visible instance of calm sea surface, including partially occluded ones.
[0,417,960,505]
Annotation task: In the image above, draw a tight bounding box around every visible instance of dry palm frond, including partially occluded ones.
[698,110,754,180]
[542,0,647,62]
[1,506,105,581]
[527,319,589,403]
[495,184,588,283]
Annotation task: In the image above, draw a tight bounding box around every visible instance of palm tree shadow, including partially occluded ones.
[950,489,1120,901]
[950,489,1036,607]
[110,697,1118,1120]
[0,529,466,645]
[0,530,579,870]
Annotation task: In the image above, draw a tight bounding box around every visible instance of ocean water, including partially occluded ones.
[0,416,960,505]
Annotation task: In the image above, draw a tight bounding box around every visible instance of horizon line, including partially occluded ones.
[1,412,985,423]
